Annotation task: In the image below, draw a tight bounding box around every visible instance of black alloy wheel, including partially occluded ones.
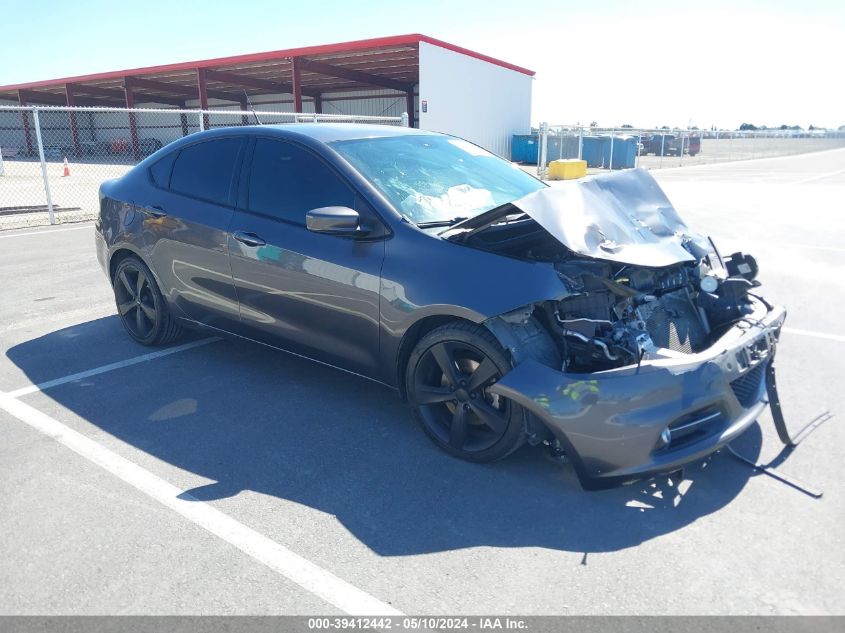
[112,256,182,346]
[406,322,526,462]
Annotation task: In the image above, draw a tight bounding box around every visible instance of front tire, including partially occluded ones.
[112,255,182,346]
[406,322,526,463]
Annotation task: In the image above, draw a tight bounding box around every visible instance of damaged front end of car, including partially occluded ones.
[442,168,786,489]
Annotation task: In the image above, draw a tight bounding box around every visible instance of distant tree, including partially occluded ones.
[589,121,598,128]
[739,123,758,131]
[660,125,669,130]
[689,126,699,130]
[839,125,845,131]
[809,124,816,130]
[621,124,633,128]
[779,124,789,130]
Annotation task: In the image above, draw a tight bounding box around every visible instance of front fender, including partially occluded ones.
[378,225,569,386]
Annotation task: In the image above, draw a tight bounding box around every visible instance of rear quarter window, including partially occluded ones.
[149,152,176,189]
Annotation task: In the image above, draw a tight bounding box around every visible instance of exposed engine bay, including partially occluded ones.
[443,168,764,373]
[472,224,762,372]
[549,251,760,371]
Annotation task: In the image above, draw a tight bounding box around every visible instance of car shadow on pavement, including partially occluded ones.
[7,315,764,556]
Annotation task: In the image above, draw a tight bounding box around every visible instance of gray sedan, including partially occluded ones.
[94,123,785,489]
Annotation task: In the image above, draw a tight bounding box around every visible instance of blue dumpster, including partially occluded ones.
[512,134,580,165]
[511,135,538,163]
[581,136,606,167]
[543,135,580,164]
[582,135,638,169]
[607,135,638,169]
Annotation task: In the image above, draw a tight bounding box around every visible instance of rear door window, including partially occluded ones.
[170,138,244,206]
[247,138,354,225]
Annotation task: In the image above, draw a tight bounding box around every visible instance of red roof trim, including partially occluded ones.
[416,35,534,76]
[0,34,534,93]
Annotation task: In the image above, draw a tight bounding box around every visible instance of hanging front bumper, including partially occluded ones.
[490,299,787,490]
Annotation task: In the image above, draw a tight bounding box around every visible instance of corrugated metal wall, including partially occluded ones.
[0,103,30,150]
[0,106,196,149]
[320,89,414,118]
[189,88,415,118]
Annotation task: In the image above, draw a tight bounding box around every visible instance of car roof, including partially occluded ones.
[135,122,445,170]
[190,123,439,144]
[272,123,437,143]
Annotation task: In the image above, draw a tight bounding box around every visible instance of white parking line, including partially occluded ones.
[782,327,845,343]
[795,167,845,185]
[0,389,401,615]
[6,337,220,398]
[0,224,93,239]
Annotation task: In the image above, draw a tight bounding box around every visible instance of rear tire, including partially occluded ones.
[405,321,526,463]
[112,255,182,346]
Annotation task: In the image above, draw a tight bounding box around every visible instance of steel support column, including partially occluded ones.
[123,82,140,161]
[406,91,415,128]
[64,85,82,158]
[291,57,303,112]
[180,113,189,137]
[196,68,210,129]
[314,94,323,114]
[17,91,34,155]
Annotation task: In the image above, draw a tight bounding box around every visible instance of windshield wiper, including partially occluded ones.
[438,202,524,241]
[415,216,468,229]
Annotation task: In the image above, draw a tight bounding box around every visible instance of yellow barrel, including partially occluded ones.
[548,159,587,180]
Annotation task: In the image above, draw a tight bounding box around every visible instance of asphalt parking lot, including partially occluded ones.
[1,149,844,615]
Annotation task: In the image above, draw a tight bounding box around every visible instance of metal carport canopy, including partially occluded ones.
[0,33,535,128]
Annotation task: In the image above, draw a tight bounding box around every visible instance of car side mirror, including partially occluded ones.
[306,206,368,236]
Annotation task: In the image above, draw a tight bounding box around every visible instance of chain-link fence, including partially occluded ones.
[530,124,845,178]
[0,105,406,231]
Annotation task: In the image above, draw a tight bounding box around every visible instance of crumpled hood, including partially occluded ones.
[509,168,704,267]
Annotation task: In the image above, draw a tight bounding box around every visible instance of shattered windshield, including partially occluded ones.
[330,135,545,224]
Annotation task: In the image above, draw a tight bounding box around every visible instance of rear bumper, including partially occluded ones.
[94,223,109,277]
[490,298,786,489]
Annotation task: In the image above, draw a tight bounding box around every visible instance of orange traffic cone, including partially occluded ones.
[62,157,71,177]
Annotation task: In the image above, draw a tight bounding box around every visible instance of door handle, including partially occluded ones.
[233,230,266,247]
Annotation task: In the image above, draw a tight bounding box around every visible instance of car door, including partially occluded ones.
[228,137,386,378]
[137,136,245,330]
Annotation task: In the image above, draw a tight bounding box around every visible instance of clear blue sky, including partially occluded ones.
[3,0,842,128]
